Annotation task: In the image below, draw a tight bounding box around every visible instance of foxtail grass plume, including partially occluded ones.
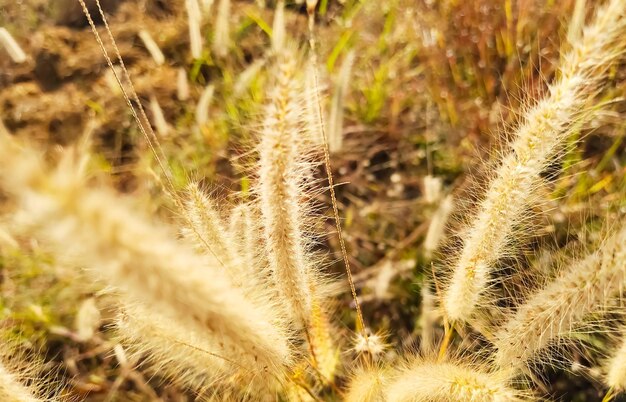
[233,59,265,97]
[138,29,165,66]
[567,0,588,44]
[418,282,439,354]
[117,303,286,396]
[181,182,236,263]
[423,175,443,204]
[304,62,325,147]
[116,304,232,393]
[0,360,42,402]
[0,135,293,375]
[0,339,56,402]
[493,225,626,372]
[149,95,170,137]
[444,0,626,325]
[200,0,214,13]
[271,0,286,53]
[385,359,529,401]
[196,84,215,126]
[423,194,454,259]
[227,204,267,281]
[213,0,231,57]
[606,327,626,393]
[308,295,339,383]
[185,0,203,59]
[345,366,389,402]
[177,67,190,101]
[257,48,318,327]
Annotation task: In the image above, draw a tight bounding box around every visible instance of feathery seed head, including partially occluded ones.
[256,47,321,327]
[345,365,389,402]
[0,140,294,375]
[443,0,626,325]
[213,0,231,57]
[117,304,286,398]
[493,225,626,373]
[385,358,529,402]
[606,327,626,392]
[352,331,388,359]
[271,1,286,53]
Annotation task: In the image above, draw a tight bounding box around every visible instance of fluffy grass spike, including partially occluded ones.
[181,182,237,265]
[443,0,626,325]
[606,326,626,393]
[117,304,285,397]
[257,48,316,327]
[327,51,354,153]
[213,0,231,57]
[0,137,292,373]
[308,295,339,383]
[493,225,626,372]
[0,360,43,402]
[385,358,528,401]
[345,366,389,402]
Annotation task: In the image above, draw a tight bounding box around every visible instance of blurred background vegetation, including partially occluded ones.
[1,0,625,400]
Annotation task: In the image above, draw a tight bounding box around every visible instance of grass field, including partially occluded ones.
[1,0,626,401]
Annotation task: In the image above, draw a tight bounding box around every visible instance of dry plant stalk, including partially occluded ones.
[444,0,626,325]
[117,303,286,396]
